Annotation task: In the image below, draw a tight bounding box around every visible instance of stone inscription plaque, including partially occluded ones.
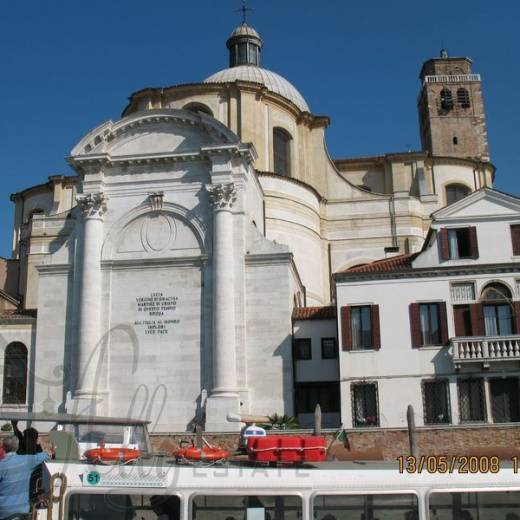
[134,292,179,335]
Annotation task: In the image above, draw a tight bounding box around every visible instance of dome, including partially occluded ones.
[204,66,310,112]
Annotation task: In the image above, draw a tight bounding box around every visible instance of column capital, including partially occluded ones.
[206,183,237,210]
[77,192,108,218]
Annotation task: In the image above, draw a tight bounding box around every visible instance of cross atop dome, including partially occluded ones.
[227,2,263,68]
[237,0,252,25]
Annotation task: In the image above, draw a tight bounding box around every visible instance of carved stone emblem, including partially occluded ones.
[76,192,108,218]
[205,183,237,210]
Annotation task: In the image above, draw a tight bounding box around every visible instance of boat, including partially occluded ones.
[1,411,520,519]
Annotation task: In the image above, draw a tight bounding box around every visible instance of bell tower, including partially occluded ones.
[418,50,489,161]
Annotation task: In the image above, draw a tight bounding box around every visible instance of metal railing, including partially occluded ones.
[424,74,481,85]
[451,335,520,364]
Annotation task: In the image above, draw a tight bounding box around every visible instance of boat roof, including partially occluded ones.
[0,410,150,426]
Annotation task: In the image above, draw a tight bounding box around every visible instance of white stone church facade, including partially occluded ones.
[0,21,506,434]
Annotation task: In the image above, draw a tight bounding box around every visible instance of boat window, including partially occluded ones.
[429,491,520,520]
[67,493,180,519]
[67,424,148,451]
[192,495,302,520]
[313,493,419,520]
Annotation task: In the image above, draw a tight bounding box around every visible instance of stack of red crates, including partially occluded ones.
[247,435,326,463]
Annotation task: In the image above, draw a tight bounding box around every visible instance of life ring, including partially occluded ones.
[175,446,229,463]
[83,447,142,464]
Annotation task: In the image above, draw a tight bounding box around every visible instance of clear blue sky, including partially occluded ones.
[0,0,518,258]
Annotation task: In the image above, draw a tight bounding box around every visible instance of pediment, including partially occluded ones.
[432,188,520,222]
[70,109,239,159]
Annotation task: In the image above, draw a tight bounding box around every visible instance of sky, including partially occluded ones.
[0,0,519,258]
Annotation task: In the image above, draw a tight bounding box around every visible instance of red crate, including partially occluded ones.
[247,436,326,463]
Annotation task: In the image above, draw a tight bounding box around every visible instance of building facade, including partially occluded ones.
[336,189,520,432]
[0,21,509,437]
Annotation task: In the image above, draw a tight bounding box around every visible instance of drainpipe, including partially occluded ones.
[389,195,398,248]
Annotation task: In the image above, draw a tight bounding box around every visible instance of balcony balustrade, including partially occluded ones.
[451,335,520,369]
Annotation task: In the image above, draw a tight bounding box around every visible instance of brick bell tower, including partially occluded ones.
[418,50,489,162]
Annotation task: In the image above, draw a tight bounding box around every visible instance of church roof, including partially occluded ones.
[204,66,310,113]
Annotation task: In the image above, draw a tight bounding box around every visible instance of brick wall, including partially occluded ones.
[151,425,520,461]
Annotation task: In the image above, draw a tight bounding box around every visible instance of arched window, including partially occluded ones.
[273,128,292,177]
[457,88,471,108]
[3,342,28,404]
[183,103,213,117]
[440,89,454,111]
[446,184,470,205]
[480,283,514,337]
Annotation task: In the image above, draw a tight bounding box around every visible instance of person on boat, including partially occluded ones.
[11,421,42,454]
[0,436,51,520]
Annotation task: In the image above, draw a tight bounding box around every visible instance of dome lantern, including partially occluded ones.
[226,22,263,68]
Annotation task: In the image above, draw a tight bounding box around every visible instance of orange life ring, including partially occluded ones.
[83,447,142,464]
[175,446,229,462]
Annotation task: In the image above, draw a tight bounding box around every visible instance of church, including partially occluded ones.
[0,17,510,439]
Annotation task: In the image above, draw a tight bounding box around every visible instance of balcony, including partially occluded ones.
[423,74,481,85]
[451,336,520,369]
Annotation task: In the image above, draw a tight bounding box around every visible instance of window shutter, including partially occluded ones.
[439,228,450,260]
[438,302,449,345]
[470,303,485,336]
[511,225,520,256]
[469,226,479,258]
[371,305,381,349]
[409,303,422,347]
[514,302,520,335]
[341,306,352,351]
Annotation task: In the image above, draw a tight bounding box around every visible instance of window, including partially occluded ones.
[458,378,486,422]
[423,380,451,424]
[294,382,340,414]
[293,338,311,360]
[314,494,419,520]
[440,88,454,110]
[511,224,520,256]
[351,382,379,427]
[3,342,28,404]
[192,495,302,520]
[321,338,337,359]
[68,494,181,519]
[409,302,448,347]
[457,87,471,108]
[490,377,520,423]
[351,306,372,349]
[481,283,514,336]
[183,103,213,117]
[448,228,471,258]
[419,303,441,345]
[439,227,478,260]
[341,305,380,350]
[429,491,520,520]
[452,136,458,145]
[273,128,291,176]
[446,184,470,205]
[450,281,475,302]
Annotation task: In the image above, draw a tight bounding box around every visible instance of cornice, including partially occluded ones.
[123,82,329,129]
[334,262,520,283]
[35,264,72,275]
[101,256,209,271]
[245,252,293,266]
[69,145,255,173]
